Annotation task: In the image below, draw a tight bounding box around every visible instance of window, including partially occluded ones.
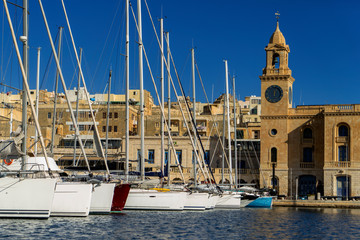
[303,128,312,139]
[251,108,258,115]
[103,112,106,119]
[339,125,348,137]
[48,112,51,119]
[338,146,348,161]
[114,112,118,118]
[271,147,277,163]
[204,151,210,165]
[79,125,85,131]
[273,53,280,69]
[148,150,155,164]
[165,151,169,165]
[155,122,160,128]
[114,126,118,132]
[236,130,244,139]
[303,147,313,162]
[102,126,106,132]
[109,112,112,118]
[108,126,112,132]
[176,150,182,165]
[253,130,260,139]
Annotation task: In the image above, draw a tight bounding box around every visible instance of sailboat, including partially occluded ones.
[0,0,57,219]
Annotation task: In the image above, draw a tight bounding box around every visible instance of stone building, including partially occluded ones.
[260,21,358,199]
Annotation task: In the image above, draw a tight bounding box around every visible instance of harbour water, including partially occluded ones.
[1,208,359,239]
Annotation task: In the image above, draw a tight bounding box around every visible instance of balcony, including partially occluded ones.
[300,162,315,168]
[328,161,351,168]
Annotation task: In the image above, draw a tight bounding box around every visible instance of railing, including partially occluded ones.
[329,161,351,168]
[300,162,315,168]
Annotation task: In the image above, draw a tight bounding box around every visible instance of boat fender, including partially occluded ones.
[4,159,13,165]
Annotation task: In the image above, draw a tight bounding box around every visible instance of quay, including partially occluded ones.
[273,199,360,209]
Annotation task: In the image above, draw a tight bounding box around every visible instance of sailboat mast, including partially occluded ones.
[191,48,197,187]
[125,0,130,182]
[222,96,225,183]
[73,48,82,166]
[160,18,164,178]
[34,47,41,156]
[105,70,112,160]
[224,60,233,186]
[21,0,28,169]
[138,0,145,180]
[232,75,238,188]
[51,27,63,154]
[166,32,171,186]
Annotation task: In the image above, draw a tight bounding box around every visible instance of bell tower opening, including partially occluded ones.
[273,53,280,70]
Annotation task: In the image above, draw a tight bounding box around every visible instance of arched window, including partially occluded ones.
[273,53,280,69]
[271,147,277,163]
[339,125,349,137]
[303,128,312,139]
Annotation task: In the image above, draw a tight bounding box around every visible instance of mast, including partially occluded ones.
[232,75,238,188]
[222,95,225,184]
[51,27,63,154]
[224,60,233,186]
[160,18,164,179]
[73,48,82,166]
[166,32,171,186]
[138,0,145,180]
[38,0,92,173]
[34,47,41,156]
[21,0,28,169]
[125,0,130,182]
[105,70,112,160]
[191,48,197,187]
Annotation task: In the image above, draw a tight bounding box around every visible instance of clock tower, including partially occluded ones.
[260,20,294,116]
[259,18,294,195]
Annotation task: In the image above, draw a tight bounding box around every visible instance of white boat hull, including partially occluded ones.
[184,192,208,211]
[215,193,242,209]
[0,177,56,218]
[51,182,92,217]
[90,183,116,214]
[124,189,186,211]
[207,194,220,209]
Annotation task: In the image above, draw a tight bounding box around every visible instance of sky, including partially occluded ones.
[1,0,360,106]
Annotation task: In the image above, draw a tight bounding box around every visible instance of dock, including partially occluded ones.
[273,199,360,209]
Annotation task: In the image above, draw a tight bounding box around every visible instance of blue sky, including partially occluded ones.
[1,0,360,106]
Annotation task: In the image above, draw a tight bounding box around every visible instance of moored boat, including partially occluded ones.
[111,183,131,212]
[124,188,186,211]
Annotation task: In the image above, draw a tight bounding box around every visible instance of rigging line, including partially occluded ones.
[166,44,213,183]
[1,10,22,87]
[63,31,79,89]
[194,60,234,182]
[40,29,59,90]
[129,4,187,183]
[89,0,122,88]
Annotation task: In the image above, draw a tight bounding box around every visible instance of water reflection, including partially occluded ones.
[0,208,359,239]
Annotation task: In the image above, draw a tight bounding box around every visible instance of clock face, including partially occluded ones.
[265,85,283,103]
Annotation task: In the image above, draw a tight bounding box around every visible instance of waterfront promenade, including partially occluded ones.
[274,199,360,208]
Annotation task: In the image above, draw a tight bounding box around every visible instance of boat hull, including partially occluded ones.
[215,193,242,209]
[184,192,208,211]
[90,183,116,214]
[245,196,273,208]
[51,182,92,217]
[111,183,130,212]
[0,177,56,218]
[124,189,186,211]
